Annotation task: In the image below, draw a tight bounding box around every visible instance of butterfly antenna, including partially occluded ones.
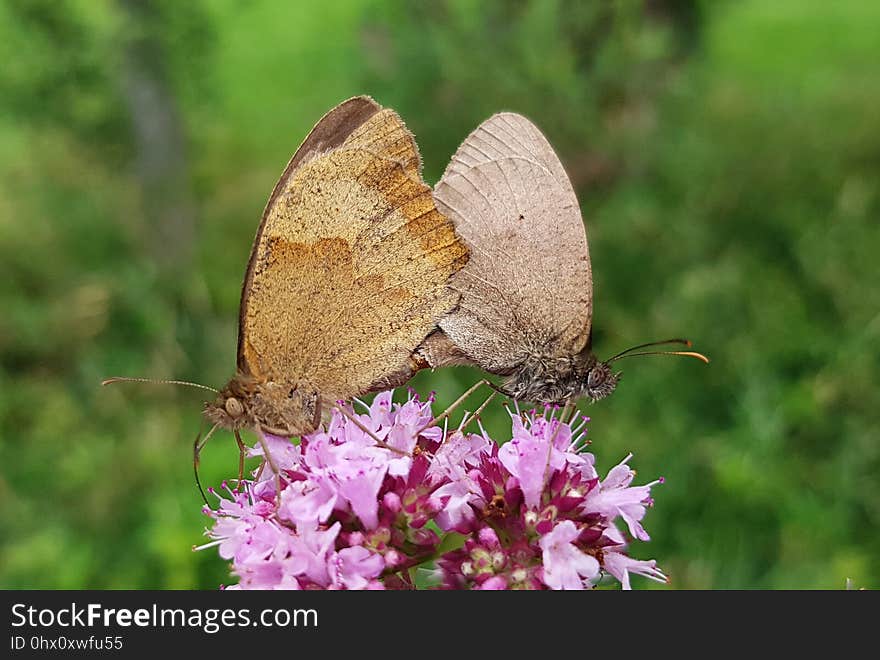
[609,350,709,364]
[102,376,219,394]
[606,338,695,362]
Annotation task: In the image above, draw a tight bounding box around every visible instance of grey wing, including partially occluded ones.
[443,112,574,197]
[433,113,592,373]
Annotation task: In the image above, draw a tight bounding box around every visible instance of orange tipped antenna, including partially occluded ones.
[606,338,694,362]
[102,376,218,394]
[608,349,709,364]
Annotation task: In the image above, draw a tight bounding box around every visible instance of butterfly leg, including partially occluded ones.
[333,403,410,456]
[455,390,497,435]
[547,402,573,447]
[193,423,220,506]
[418,378,496,435]
[311,397,323,434]
[255,430,283,508]
[558,401,573,424]
[484,379,516,398]
[566,402,582,425]
[233,430,248,492]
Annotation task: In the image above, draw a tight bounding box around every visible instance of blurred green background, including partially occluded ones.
[1,0,878,589]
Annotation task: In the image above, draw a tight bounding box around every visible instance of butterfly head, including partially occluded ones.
[583,338,709,402]
[582,358,621,402]
[203,374,321,438]
[204,379,256,432]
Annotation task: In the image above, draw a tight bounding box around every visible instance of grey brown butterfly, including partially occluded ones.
[415,112,706,404]
[105,96,469,438]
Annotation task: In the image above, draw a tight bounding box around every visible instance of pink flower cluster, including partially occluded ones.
[198,390,667,590]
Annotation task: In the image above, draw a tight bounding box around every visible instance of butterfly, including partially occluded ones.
[106,96,468,438]
[414,112,706,405]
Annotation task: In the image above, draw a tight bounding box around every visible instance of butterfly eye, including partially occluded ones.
[225,397,244,418]
[587,366,606,390]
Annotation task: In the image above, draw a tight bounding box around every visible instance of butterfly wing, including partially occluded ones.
[238,95,388,369]
[432,112,592,373]
[237,96,468,404]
